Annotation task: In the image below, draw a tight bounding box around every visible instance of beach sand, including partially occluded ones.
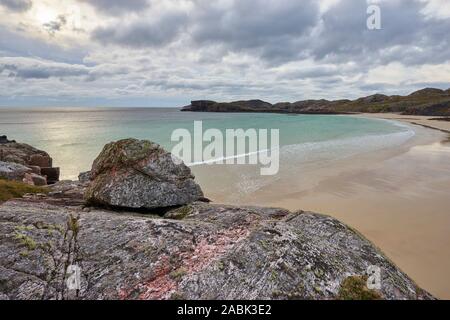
[356,113,450,133]
[194,114,450,299]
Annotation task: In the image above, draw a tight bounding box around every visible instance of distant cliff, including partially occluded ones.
[181,88,450,116]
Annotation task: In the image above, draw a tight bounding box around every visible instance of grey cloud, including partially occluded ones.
[0,28,87,64]
[0,57,90,79]
[281,66,341,80]
[142,77,253,92]
[43,15,67,35]
[312,0,450,66]
[0,57,134,83]
[87,0,450,71]
[78,0,150,15]
[93,11,188,48]
[0,0,32,12]
[189,0,319,64]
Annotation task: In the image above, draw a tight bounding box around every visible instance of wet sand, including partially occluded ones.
[357,113,450,133]
[194,114,450,299]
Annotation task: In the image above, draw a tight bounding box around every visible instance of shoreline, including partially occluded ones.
[265,121,450,299]
[354,113,450,134]
[194,114,450,299]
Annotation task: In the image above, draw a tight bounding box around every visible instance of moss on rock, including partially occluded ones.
[338,275,383,300]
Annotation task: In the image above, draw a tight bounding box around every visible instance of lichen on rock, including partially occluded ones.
[84,138,204,209]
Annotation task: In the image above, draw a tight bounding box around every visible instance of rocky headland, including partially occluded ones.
[181,87,450,116]
[0,138,435,300]
[0,136,60,186]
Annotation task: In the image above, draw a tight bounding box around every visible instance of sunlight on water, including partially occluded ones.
[0,108,413,180]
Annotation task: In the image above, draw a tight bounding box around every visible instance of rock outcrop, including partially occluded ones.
[84,138,204,209]
[0,137,59,185]
[181,87,450,116]
[0,135,15,144]
[0,194,434,300]
[0,161,32,181]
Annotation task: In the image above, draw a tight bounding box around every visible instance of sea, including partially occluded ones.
[0,107,415,198]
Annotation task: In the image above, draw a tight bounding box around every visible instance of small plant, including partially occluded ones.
[170,267,187,280]
[14,232,37,250]
[338,275,383,300]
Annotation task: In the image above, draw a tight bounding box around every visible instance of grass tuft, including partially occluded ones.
[0,178,47,202]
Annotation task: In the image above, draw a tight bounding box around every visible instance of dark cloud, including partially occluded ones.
[190,0,319,54]
[0,57,89,79]
[93,11,188,48]
[43,15,67,35]
[310,0,450,66]
[0,0,32,12]
[78,0,150,15]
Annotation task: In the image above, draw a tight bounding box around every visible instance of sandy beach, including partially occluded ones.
[194,114,450,299]
[356,113,450,133]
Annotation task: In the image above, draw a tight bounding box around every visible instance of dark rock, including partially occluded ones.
[40,167,60,184]
[182,100,217,111]
[0,197,434,300]
[78,171,91,183]
[84,138,204,209]
[0,135,15,144]
[29,154,52,168]
[0,161,32,181]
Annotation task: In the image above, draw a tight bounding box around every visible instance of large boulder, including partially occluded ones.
[0,161,32,181]
[84,138,204,209]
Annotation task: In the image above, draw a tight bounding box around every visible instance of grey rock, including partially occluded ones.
[78,171,91,184]
[0,142,51,166]
[29,154,52,168]
[0,194,434,300]
[0,161,32,181]
[26,166,41,175]
[84,138,204,209]
[23,173,47,186]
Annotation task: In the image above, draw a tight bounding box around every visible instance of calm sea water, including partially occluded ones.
[0,107,414,180]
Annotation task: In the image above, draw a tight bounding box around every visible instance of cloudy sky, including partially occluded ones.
[0,0,449,107]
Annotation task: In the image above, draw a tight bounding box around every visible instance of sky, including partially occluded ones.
[0,0,450,107]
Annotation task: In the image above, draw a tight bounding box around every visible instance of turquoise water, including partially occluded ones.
[0,107,414,179]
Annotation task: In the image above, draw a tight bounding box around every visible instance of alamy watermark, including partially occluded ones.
[367,3,382,30]
[367,265,382,290]
[66,264,81,291]
[171,121,280,175]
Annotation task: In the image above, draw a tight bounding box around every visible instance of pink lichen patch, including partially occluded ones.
[180,227,251,274]
[124,218,257,300]
[118,287,131,300]
[138,255,177,300]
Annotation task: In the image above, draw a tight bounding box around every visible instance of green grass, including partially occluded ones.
[0,178,48,202]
